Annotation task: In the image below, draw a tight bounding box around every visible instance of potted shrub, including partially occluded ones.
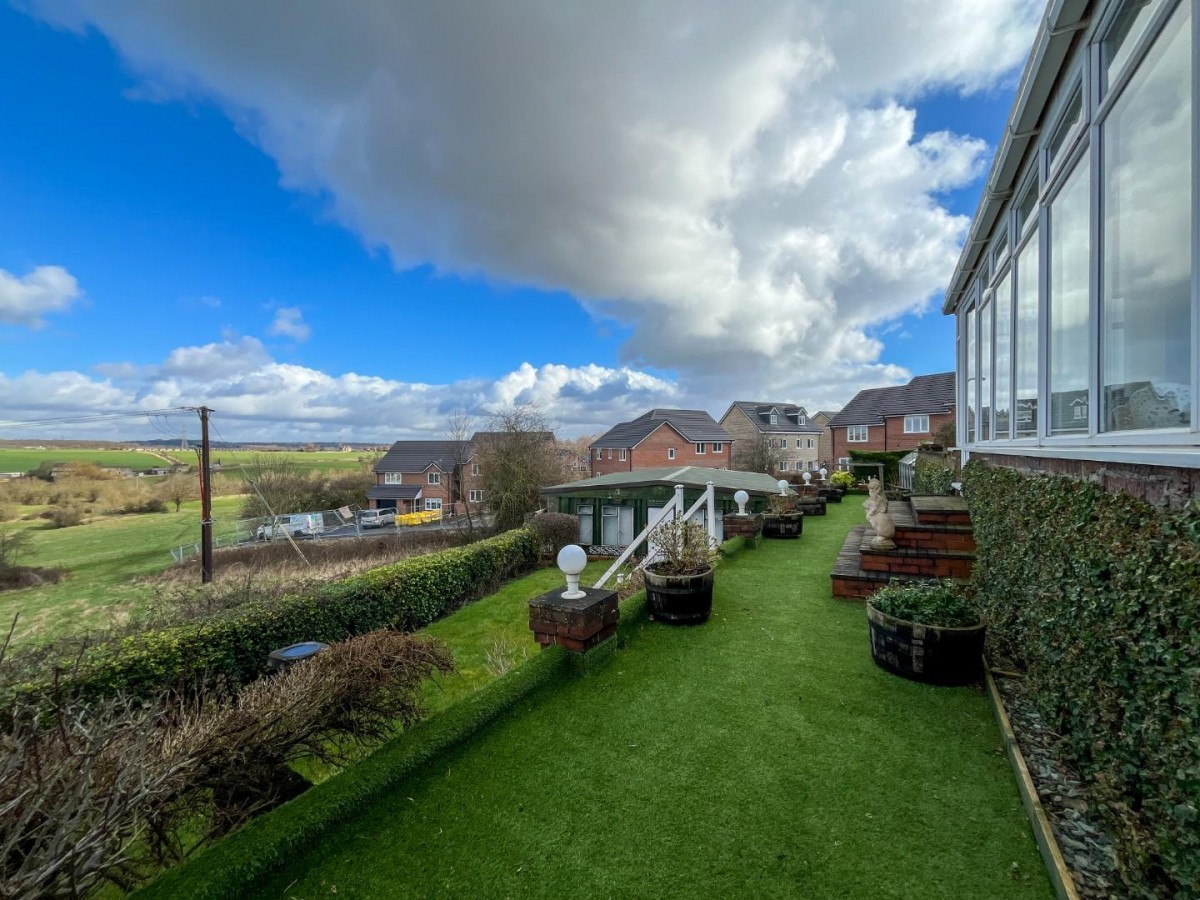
[644,517,717,624]
[829,470,854,495]
[866,581,985,685]
[761,491,803,539]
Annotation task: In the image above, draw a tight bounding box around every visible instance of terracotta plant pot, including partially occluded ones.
[644,566,714,625]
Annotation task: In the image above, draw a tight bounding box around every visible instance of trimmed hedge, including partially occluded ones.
[963,461,1199,896]
[848,449,910,485]
[12,529,538,703]
[135,589,654,899]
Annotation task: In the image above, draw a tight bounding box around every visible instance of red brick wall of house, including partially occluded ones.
[831,412,954,466]
[590,423,733,476]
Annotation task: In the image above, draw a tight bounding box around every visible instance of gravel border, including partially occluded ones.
[995,675,1122,899]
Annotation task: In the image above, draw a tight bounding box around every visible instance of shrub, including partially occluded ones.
[8,528,538,704]
[48,505,83,528]
[913,454,957,495]
[526,512,578,561]
[829,470,854,490]
[848,449,910,486]
[867,580,979,628]
[964,461,1200,896]
[646,518,716,576]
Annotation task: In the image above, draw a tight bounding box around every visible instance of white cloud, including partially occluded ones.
[0,265,82,327]
[268,306,310,342]
[28,0,1039,403]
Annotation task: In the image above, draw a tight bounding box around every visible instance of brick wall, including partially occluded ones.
[831,412,954,467]
[590,422,733,475]
[971,451,1200,512]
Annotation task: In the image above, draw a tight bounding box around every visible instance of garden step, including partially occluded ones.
[857,532,975,580]
[908,494,972,527]
[887,501,975,551]
[831,525,972,600]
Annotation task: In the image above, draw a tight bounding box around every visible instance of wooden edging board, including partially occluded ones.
[984,666,1080,900]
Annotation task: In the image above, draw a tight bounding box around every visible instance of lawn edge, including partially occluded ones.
[134,590,651,900]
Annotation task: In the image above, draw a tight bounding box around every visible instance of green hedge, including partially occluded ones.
[136,589,653,899]
[13,529,538,703]
[963,461,1199,896]
[848,449,910,485]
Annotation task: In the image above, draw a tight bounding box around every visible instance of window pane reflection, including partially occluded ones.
[1101,3,1192,431]
[980,297,992,440]
[1049,154,1092,434]
[966,306,977,442]
[994,272,1013,438]
[1014,235,1039,436]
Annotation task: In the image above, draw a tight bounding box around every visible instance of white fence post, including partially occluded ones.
[705,481,716,545]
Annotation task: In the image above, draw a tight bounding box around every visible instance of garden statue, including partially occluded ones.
[863,477,896,550]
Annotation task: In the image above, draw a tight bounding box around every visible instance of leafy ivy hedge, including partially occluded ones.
[912,453,957,495]
[11,529,539,704]
[963,461,1199,896]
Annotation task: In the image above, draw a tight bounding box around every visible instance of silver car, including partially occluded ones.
[360,508,396,528]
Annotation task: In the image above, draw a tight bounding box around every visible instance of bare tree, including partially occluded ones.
[733,433,785,475]
[476,406,561,530]
[446,411,476,531]
[159,473,198,513]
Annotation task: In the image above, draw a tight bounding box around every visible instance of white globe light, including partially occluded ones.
[557,544,587,576]
[777,479,789,495]
[802,471,812,483]
[819,467,828,478]
[733,489,749,515]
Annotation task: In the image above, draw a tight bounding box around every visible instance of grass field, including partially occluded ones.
[0,448,175,473]
[0,495,245,646]
[254,503,1052,899]
[211,449,378,474]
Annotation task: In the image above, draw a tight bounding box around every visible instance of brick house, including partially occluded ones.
[827,373,955,469]
[589,409,732,476]
[717,401,824,473]
[368,440,485,515]
[812,411,836,468]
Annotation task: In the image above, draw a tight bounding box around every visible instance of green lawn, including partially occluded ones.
[0,495,245,645]
[255,504,1052,899]
[420,559,612,714]
[212,449,376,475]
[0,448,173,472]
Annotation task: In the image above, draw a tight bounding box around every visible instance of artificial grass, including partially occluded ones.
[253,502,1053,899]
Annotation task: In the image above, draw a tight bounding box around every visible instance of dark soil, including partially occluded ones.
[996,675,1122,898]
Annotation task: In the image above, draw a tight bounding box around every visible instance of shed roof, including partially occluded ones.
[826,373,956,427]
[591,409,730,449]
[543,466,788,496]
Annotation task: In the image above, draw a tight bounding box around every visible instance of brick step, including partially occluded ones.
[830,525,969,600]
[886,499,975,552]
[858,546,974,580]
[908,494,972,527]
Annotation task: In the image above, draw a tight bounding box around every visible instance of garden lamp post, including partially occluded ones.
[734,489,749,515]
[557,544,587,599]
[777,479,789,495]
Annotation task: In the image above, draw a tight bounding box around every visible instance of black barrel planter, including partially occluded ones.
[644,566,714,625]
[866,603,985,686]
[762,512,803,539]
[818,487,843,503]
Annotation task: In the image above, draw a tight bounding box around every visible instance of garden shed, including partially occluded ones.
[542,466,788,554]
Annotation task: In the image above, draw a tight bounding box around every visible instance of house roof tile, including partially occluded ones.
[725,401,823,434]
[367,484,423,500]
[827,373,956,427]
[591,409,730,449]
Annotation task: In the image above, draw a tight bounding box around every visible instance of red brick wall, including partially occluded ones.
[831,412,954,466]
[591,423,733,475]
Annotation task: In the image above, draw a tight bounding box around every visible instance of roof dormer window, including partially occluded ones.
[768,410,778,426]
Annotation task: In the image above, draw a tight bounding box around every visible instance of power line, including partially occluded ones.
[0,408,192,430]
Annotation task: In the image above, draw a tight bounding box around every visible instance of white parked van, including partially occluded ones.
[255,513,325,541]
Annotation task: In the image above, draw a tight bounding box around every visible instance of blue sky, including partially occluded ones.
[0,1,1036,440]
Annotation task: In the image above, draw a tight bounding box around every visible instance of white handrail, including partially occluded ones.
[593,482,716,589]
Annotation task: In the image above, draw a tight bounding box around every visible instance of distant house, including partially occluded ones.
[812,411,837,469]
[556,446,591,480]
[718,401,824,473]
[370,440,483,515]
[589,409,732,476]
[827,373,956,470]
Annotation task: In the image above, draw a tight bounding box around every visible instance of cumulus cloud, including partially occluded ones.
[28,0,1038,402]
[0,265,82,327]
[268,306,311,342]
[0,339,682,441]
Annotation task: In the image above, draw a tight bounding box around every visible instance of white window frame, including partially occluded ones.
[953,0,1200,464]
[847,425,869,443]
[471,463,481,476]
[424,498,443,511]
[595,448,602,460]
[667,448,676,460]
[712,442,723,452]
[427,471,441,485]
[903,415,930,434]
[778,460,789,471]
[383,472,402,485]
[619,448,627,461]
[468,489,484,502]
[695,442,706,454]
[838,457,851,470]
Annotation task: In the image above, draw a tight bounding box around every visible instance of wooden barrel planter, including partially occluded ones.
[762,512,803,539]
[866,603,985,685]
[644,566,714,625]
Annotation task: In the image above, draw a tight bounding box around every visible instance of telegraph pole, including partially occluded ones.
[198,406,213,583]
